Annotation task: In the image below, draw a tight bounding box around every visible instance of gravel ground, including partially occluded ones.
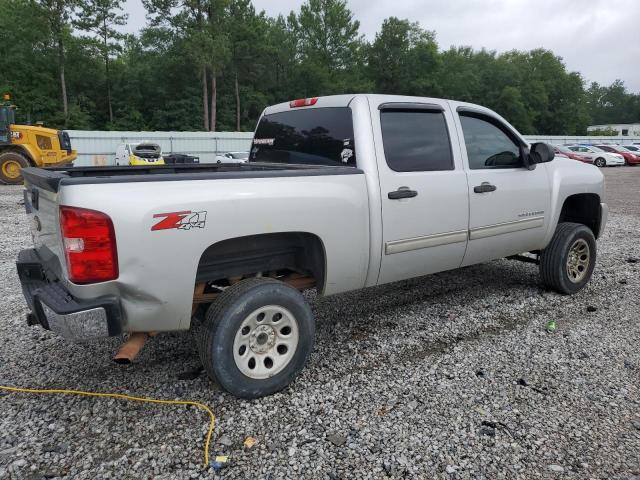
[1,167,639,479]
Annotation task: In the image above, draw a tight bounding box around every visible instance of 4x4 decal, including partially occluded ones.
[151,211,207,231]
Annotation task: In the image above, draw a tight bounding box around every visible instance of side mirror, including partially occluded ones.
[529,142,555,166]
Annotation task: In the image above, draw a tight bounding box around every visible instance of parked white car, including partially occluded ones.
[215,151,249,163]
[567,145,625,167]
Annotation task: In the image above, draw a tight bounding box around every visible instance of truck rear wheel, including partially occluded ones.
[0,151,29,184]
[198,277,315,398]
[539,222,596,294]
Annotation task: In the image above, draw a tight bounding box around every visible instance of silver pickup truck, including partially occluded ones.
[17,94,607,398]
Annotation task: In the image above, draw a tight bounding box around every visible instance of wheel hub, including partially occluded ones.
[566,238,590,283]
[249,324,276,354]
[233,305,300,379]
[2,160,20,179]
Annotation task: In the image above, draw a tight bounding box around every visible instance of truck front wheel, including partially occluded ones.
[0,151,29,184]
[198,278,315,398]
[539,222,596,294]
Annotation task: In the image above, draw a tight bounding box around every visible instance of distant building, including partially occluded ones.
[587,124,640,136]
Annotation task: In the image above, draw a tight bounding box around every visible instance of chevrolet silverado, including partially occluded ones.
[17,94,608,398]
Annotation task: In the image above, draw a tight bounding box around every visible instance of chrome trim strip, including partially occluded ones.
[385,230,468,255]
[469,216,544,240]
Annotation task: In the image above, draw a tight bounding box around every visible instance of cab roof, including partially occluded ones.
[263,94,504,122]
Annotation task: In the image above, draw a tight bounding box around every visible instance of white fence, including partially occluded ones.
[67,130,640,167]
[68,130,254,166]
[523,135,640,145]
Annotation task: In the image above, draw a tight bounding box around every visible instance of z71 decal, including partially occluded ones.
[151,211,207,231]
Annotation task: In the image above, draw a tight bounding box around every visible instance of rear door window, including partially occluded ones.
[380,110,453,172]
[251,107,356,167]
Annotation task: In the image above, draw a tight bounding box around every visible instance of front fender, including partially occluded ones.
[542,158,605,247]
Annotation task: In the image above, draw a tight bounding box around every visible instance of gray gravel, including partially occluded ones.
[1,167,640,479]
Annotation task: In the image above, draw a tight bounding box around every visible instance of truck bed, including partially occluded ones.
[22,163,363,192]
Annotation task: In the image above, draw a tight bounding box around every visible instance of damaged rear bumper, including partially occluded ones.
[16,249,122,341]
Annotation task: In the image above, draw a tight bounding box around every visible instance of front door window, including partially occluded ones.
[459,114,522,169]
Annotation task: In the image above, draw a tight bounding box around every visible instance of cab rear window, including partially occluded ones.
[250,107,356,167]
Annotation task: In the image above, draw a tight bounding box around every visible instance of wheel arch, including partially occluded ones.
[195,232,327,294]
[558,193,603,238]
[0,144,35,165]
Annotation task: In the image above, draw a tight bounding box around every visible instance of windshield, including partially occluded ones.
[250,107,356,167]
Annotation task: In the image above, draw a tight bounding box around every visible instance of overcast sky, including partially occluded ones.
[123,0,640,92]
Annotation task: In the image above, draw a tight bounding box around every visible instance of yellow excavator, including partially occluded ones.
[0,94,76,184]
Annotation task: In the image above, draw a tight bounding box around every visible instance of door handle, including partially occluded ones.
[473,182,497,193]
[388,188,418,200]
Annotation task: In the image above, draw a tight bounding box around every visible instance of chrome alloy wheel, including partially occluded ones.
[233,305,299,379]
[566,238,590,283]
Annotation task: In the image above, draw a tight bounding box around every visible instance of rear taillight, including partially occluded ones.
[59,206,118,284]
[289,97,318,108]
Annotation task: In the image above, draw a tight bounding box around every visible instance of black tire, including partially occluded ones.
[0,151,30,184]
[539,222,596,294]
[198,277,315,399]
[594,157,606,168]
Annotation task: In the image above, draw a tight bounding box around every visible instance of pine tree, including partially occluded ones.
[36,0,79,120]
[75,0,128,125]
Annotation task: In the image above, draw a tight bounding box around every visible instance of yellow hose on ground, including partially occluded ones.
[0,385,215,466]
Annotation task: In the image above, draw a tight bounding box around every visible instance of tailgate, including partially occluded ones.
[23,178,65,279]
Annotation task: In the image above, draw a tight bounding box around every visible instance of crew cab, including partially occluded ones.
[16,95,608,398]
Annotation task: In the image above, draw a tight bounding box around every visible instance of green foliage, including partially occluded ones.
[1,0,638,134]
[368,17,438,96]
[75,0,128,123]
[587,127,619,136]
[0,0,57,124]
[291,0,370,95]
[586,80,640,127]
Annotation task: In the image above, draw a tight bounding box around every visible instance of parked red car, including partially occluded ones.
[594,144,640,165]
[553,145,592,163]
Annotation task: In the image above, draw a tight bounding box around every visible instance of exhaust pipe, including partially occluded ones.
[113,332,156,364]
